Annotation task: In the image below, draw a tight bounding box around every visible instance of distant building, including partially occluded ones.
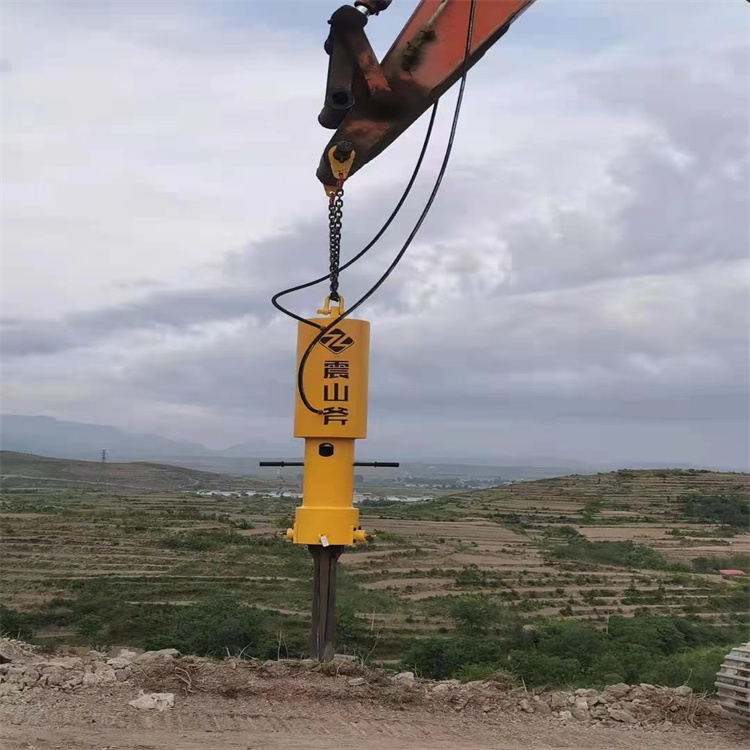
[718,569,748,578]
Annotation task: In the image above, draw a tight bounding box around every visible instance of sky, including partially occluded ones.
[2,0,749,468]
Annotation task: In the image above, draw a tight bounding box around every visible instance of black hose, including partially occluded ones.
[296,0,478,414]
[271,102,440,330]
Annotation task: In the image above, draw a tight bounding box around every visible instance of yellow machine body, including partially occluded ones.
[287,313,370,546]
[293,317,369,439]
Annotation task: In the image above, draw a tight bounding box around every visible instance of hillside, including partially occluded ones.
[451,468,750,522]
[0,451,240,491]
[1,467,748,705]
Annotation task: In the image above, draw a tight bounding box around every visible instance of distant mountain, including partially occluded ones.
[3,414,742,475]
[0,415,211,461]
[0,450,228,491]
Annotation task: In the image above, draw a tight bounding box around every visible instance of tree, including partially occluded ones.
[402,638,457,680]
[680,491,749,528]
[449,597,499,635]
[509,650,583,687]
[0,605,34,640]
[75,614,103,640]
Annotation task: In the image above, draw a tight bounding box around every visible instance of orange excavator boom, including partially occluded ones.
[316,0,537,188]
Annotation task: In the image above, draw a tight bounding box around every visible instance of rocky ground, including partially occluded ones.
[0,638,746,750]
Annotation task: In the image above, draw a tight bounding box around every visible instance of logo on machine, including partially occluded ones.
[320,328,354,354]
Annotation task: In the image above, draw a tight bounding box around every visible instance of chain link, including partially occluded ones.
[328,183,344,302]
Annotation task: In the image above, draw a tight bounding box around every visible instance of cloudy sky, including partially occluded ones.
[2,0,749,467]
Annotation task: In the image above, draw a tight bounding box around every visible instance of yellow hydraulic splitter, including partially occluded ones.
[289,296,370,548]
[262,294,398,661]
[263,0,533,661]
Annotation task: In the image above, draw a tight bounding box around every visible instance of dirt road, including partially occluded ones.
[2,688,745,750]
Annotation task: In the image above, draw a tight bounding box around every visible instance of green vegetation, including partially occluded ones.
[546,527,672,570]
[402,614,747,693]
[581,499,602,523]
[140,597,273,657]
[456,663,508,683]
[691,553,750,573]
[0,604,34,639]
[653,469,713,478]
[75,614,104,639]
[159,528,268,551]
[360,497,462,522]
[454,565,505,589]
[449,597,502,635]
[18,587,307,660]
[680,490,749,529]
[367,530,414,546]
[0,450,278,493]
[401,636,508,681]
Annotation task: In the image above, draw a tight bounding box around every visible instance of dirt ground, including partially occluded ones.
[0,692,744,750]
[2,684,746,750]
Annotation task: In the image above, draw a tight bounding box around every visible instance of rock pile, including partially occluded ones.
[0,637,38,664]
[0,638,732,732]
[426,679,726,731]
[0,639,182,697]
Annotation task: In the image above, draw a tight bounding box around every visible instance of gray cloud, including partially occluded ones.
[2,287,260,356]
[7,46,745,355]
[2,5,748,468]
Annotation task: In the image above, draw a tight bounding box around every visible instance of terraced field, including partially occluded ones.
[1,468,748,656]
[454,468,748,522]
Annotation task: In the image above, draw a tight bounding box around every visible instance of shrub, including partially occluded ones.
[166,597,268,657]
[401,638,457,680]
[679,491,749,529]
[99,596,272,657]
[230,519,255,530]
[0,604,34,639]
[141,634,191,653]
[691,553,750,574]
[336,605,368,649]
[401,637,507,680]
[75,614,103,640]
[456,663,496,683]
[455,565,502,588]
[550,538,671,570]
[401,615,746,689]
[158,529,253,551]
[449,597,500,635]
[508,651,583,687]
[642,646,728,694]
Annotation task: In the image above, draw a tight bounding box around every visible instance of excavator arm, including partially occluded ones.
[316,0,537,189]
[290,0,539,662]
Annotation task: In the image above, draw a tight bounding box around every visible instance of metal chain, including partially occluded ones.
[328,183,344,302]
